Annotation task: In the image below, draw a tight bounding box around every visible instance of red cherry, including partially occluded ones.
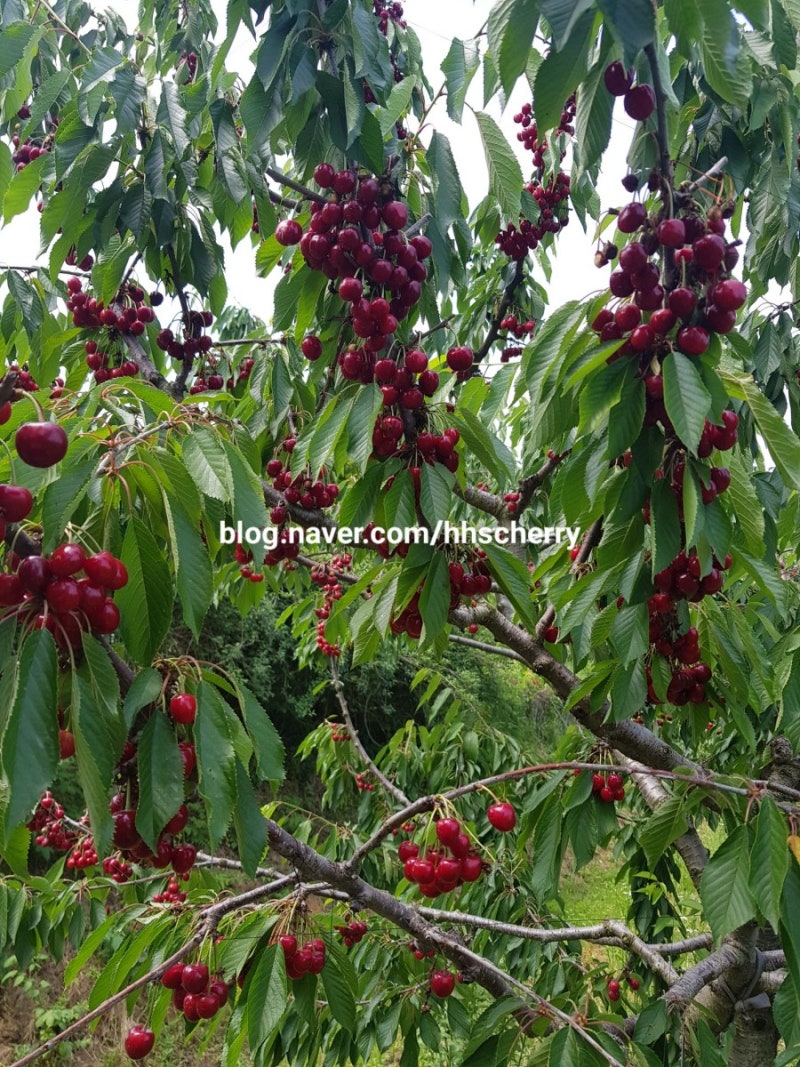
[83,551,117,587]
[49,542,87,576]
[656,218,686,248]
[487,801,516,832]
[46,578,81,614]
[313,162,335,187]
[711,278,747,311]
[0,484,33,522]
[617,202,647,234]
[172,843,197,875]
[179,741,196,777]
[0,573,24,606]
[301,335,323,361]
[607,979,621,1001]
[275,219,303,246]
[397,840,419,862]
[624,84,655,121]
[18,555,51,594]
[181,963,209,994]
[446,345,474,372]
[58,729,76,759]
[15,422,68,468]
[169,693,197,724]
[668,287,696,319]
[430,970,456,998]
[381,200,408,229]
[677,326,709,356]
[435,818,461,847]
[603,61,633,96]
[88,598,120,634]
[124,1025,155,1060]
[692,233,726,270]
[161,963,186,989]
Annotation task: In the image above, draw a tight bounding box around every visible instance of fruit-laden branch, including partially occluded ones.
[515,453,562,516]
[451,601,705,776]
[473,258,526,366]
[330,661,411,805]
[263,817,622,1064]
[456,482,506,518]
[265,165,326,204]
[119,330,173,394]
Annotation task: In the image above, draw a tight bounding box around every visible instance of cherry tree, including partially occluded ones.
[0,0,799,1064]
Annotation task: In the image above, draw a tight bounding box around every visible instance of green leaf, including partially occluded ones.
[575,57,614,175]
[699,0,751,108]
[40,454,97,553]
[596,0,656,56]
[419,462,455,525]
[441,38,480,124]
[1,632,58,833]
[474,111,524,221]
[321,942,357,1033]
[700,824,756,944]
[750,796,789,932]
[609,658,646,721]
[232,760,268,877]
[418,551,451,644]
[122,668,163,730]
[729,373,800,491]
[238,684,285,782]
[487,0,540,95]
[378,76,415,136]
[427,132,464,230]
[649,477,681,575]
[71,672,119,855]
[482,543,538,631]
[453,408,515,483]
[115,517,174,665]
[182,428,235,501]
[634,1000,668,1044]
[163,495,212,639]
[195,682,238,849]
[639,796,689,868]
[534,12,592,133]
[539,0,594,49]
[609,603,647,665]
[662,352,711,454]
[135,711,184,851]
[246,944,287,1051]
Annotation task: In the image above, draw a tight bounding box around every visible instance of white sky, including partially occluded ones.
[0,0,637,323]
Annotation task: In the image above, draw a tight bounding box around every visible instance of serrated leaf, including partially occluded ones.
[122,668,163,730]
[427,132,463,230]
[163,495,212,639]
[246,943,287,1050]
[575,57,614,175]
[419,462,455,525]
[238,684,285,782]
[487,0,540,95]
[662,352,711,454]
[534,12,591,133]
[453,408,515,483]
[135,711,184,851]
[321,943,357,1033]
[195,682,238,849]
[441,38,480,123]
[115,516,174,665]
[650,476,681,574]
[182,428,234,501]
[474,111,524,221]
[482,543,538,631]
[1,632,58,833]
[232,759,268,877]
[596,0,656,56]
[728,373,800,491]
[418,551,450,644]
[609,602,648,665]
[609,658,647,720]
[539,0,594,49]
[750,796,789,932]
[700,824,756,944]
[639,796,689,867]
[699,0,751,108]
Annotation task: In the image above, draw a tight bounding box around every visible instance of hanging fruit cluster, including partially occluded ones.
[495,97,575,260]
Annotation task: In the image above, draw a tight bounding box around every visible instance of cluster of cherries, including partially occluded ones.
[495,98,574,260]
[590,771,625,805]
[7,362,38,392]
[266,457,340,512]
[498,314,536,362]
[335,919,368,948]
[328,721,350,743]
[161,961,230,1021]
[278,934,328,980]
[275,162,431,343]
[607,974,640,1002]
[603,62,656,122]
[110,792,197,878]
[68,279,159,383]
[645,548,732,707]
[188,355,254,395]
[311,555,348,657]
[10,107,53,172]
[28,792,78,852]
[0,542,127,649]
[156,309,214,361]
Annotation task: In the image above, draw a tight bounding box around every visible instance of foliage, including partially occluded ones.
[0,0,798,1064]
